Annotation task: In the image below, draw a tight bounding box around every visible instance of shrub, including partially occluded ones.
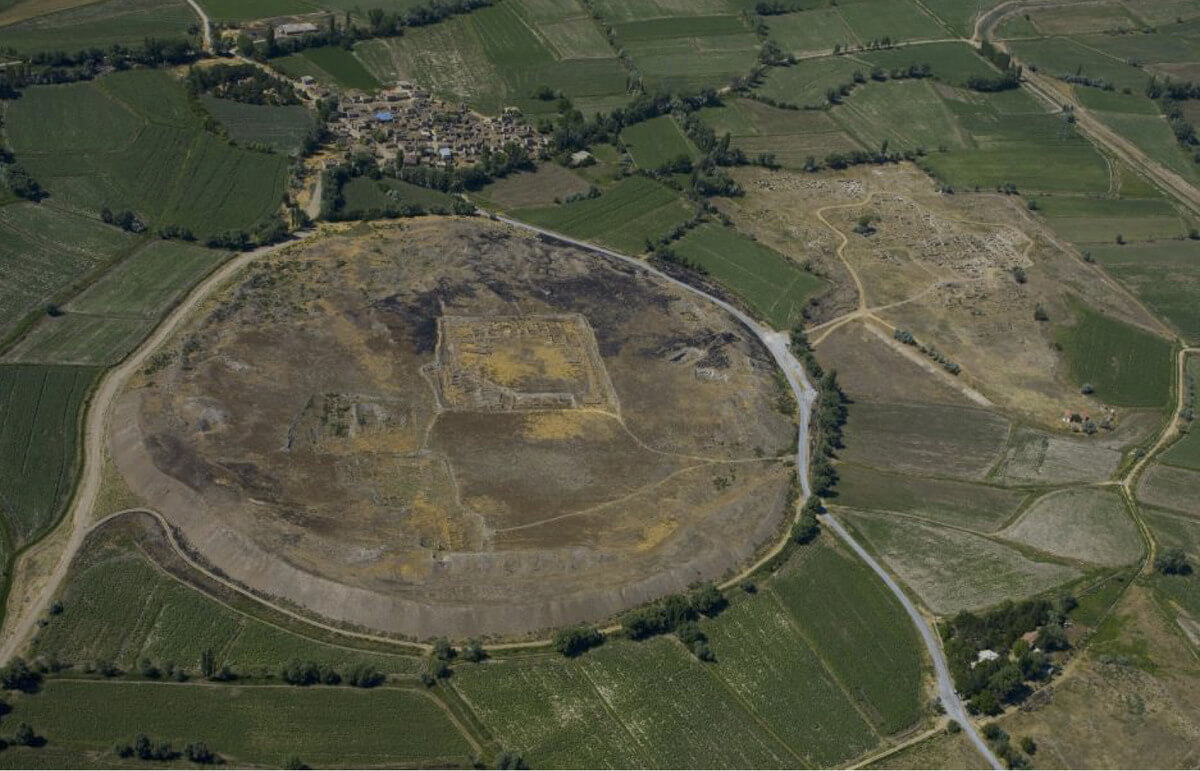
[1155,547,1192,575]
[689,583,727,617]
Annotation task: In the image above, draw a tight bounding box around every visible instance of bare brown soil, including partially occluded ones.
[109,219,796,640]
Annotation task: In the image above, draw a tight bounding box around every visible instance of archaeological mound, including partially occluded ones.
[110,220,796,639]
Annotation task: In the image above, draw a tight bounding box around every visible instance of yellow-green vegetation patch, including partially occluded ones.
[576,638,796,767]
[1055,298,1174,407]
[1000,488,1142,566]
[835,463,1025,531]
[1026,1,1137,34]
[593,0,739,22]
[1075,87,1160,115]
[840,401,1010,480]
[3,680,472,767]
[990,426,1122,485]
[1037,196,1185,243]
[620,115,699,170]
[300,45,382,91]
[513,175,694,254]
[1138,462,1200,517]
[1090,240,1200,343]
[624,34,760,93]
[0,0,196,55]
[863,729,988,769]
[0,364,98,541]
[842,510,1081,613]
[919,0,1007,36]
[769,543,925,735]
[672,223,825,329]
[0,204,137,337]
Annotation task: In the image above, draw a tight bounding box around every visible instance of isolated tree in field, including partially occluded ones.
[1155,548,1192,575]
[461,639,487,663]
[497,750,527,769]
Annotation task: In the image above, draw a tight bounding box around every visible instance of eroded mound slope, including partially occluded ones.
[111,219,796,638]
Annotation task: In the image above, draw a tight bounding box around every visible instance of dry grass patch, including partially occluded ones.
[991,426,1123,485]
[1000,487,1142,566]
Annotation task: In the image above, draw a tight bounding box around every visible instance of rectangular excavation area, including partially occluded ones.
[434,314,618,412]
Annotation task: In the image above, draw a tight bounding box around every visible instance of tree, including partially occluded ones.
[283,755,309,770]
[461,639,487,663]
[497,750,527,769]
[1020,736,1037,755]
[200,648,216,679]
[1037,622,1069,652]
[689,583,727,617]
[432,638,454,661]
[552,626,603,657]
[185,741,217,764]
[1155,547,1192,575]
[0,658,41,693]
[11,723,36,747]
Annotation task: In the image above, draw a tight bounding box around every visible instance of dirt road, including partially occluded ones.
[184,0,212,52]
[0,231,317,664]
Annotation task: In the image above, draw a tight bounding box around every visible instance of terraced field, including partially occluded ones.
[0,0,196,54]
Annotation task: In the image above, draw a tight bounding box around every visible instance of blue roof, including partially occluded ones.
[374,111,394,121]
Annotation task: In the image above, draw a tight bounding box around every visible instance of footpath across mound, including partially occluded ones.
[109,218,797,639]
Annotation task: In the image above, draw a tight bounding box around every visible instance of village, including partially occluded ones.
[312,78,551,169]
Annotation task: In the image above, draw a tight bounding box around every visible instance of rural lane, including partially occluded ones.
[184,0,212,52]
[494,215,1003,770]
[0,231,317,664]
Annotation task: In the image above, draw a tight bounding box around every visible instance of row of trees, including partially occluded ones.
[114,735,217,764]
[0,38,199,91]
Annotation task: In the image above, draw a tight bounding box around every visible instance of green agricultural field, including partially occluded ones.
[68,241,226,319]
[357,4,628,113]
[1075,29,1200,65]
[576,639,795,767]
[755,57,864,108]
[1037,196,1185,243]
[1001,488,1142,566]
[769,543,925,735]
[1161,357,1200,469]
[2,680,472,767]
[299,45,382,91]
[672,223,825,329]
[476,164,594,209]
[835,463,1026,531]
[836,0,947,43]
[1075,87,1160,115]
[0,0,197,55]
[1138,462,1200,517]
[832,79,971,151]
[1024,1,1137,34]
[593,0,742,22]
[4,314,154,366]
[840,401,1010,480]
[918,0,1006,36]
[452,658,645,767]
[1007,37,1150,92]
[620,115,699,170]
[512,175,695,254]
[766,8,857,54]
[698,98,862,165]
[0,364,97,542]
[623,34,760,94]
[1143,506,1200,561]
[856,42,1000,83]
[33,533,422,676]
[201,97,316,153]
[338,177,457,217]
[842,509,1081,613]
[922,91,1111,194]
[703,591,880,765]
[1091,240,1200,342]
[197,0,320,22]
[0,204,137,339]
[7,71,289,238]
[1093,110,1199,183]
[1055,299,1174,407]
